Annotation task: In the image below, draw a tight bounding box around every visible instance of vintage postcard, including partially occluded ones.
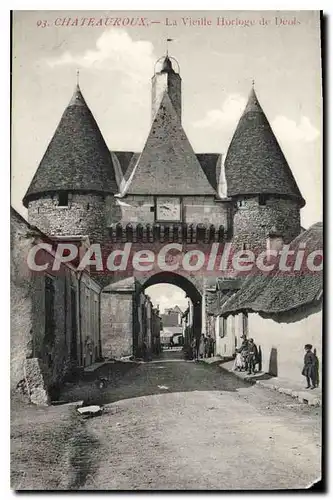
[11,10,323,491]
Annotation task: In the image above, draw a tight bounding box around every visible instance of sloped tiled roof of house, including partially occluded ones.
[23,85,118,207]
[121,92,217,196]
[224,88,305,206]
[219,222,323,317]
[206,288,237,316]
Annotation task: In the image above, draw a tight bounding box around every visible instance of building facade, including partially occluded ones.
[208,223,323,384]
[11,208,102,404]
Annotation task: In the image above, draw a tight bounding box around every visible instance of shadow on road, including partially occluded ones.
[58,355,256,407]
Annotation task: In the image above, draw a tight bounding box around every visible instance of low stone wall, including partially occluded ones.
[24,358,50,406]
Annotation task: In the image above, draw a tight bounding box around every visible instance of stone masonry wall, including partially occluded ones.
[11,211,71,393]
[28,193,110,243]
[113,195,230,229]
[183,196,229,227]
[11,208,102,402]
[101,292,133,358]
[232,196,301,250]
[11,212,34,389]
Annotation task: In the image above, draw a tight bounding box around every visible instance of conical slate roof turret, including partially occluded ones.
[23,84,118,207]
[224,87,305,206]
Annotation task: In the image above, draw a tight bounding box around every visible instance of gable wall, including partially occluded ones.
[248,310,322,383]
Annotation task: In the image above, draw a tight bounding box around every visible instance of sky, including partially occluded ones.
[11,10,322,309]
[145,284,188,313]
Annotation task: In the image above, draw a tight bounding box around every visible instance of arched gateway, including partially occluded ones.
[138,271,202,355]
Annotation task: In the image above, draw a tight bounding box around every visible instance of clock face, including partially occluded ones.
[156,197,181,221]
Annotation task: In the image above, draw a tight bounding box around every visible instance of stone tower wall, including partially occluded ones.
[114,195,230,229]
[151,72,182,120]
[232,196,301,250]
[28,193,110,243]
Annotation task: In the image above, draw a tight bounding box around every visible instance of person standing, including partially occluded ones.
[247,338,258,375]
[302,344,317,389]
[198,334,206,359]
[239,335,249,371]
[207,335,215,358]
[204,336,209,358]
[233,348,245,371]
[191,337,197,361]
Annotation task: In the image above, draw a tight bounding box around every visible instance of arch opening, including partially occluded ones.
[136,272,202,359]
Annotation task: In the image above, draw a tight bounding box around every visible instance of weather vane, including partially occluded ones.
[166,38,174,56]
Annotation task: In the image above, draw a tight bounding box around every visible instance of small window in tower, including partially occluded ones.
[237,199,244,208]
[58,192,69,207]
[243,243,250,251]
[259,194,267,206]
[87,203,90,210]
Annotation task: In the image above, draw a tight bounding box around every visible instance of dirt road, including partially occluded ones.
[64,356,321,490]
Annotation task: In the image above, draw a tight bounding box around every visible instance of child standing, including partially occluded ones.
[302,344,317,389]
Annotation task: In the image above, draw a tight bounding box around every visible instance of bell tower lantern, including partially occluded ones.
[151,54,182,121]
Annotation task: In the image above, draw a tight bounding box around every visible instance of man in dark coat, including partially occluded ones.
[302,344,317,389]
[247,338,258,375]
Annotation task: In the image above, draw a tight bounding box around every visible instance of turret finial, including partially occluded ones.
[76,68,80,87]
[166,38,173,57]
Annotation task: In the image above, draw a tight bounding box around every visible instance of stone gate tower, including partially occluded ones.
[224,87,305,250]
[21,52,306,361]
[23,85,118,243]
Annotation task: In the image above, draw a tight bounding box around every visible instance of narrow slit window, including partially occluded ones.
[58,192,69,207]
[259,194,267,206]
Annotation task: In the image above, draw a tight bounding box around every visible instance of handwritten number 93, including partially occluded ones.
[37,20,48,28]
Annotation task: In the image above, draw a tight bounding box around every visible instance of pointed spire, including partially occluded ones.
[123,92,215,196]
[68,83,86,107]
[224,86,305,206]
[243,86,262,114]
[161,55,175,73]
